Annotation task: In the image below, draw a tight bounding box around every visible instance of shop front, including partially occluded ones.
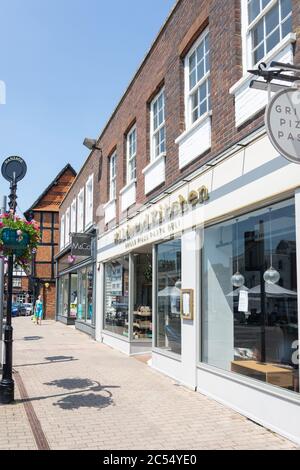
[96,127,300,444]
[56,237,96,337]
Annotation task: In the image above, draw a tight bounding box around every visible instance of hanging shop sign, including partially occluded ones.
[71,233,92,257]
[1,156,27,182]
[265,88,300,164]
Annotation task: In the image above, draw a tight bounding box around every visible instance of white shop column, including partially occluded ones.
[181,229,198,389]
[294,189,300,389]
[95,262,104,343]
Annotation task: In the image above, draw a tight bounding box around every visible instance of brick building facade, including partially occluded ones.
[59,0,300,443]
[25,164,76,319]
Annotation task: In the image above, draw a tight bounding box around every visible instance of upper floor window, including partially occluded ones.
[185,29,211,128]
[85,174,94,227]
[77,188,84,233]
[150,89,166,161]
[246,0,292,66]
[109,152,117,200]
[126,126,137,183]
[65,207,70,245]
[70,198,77,234]
[60,214,65,249]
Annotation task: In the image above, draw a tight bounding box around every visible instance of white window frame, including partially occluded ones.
[126,125,137,184]
[77,188,84,233]
[70,198,77,235]
[109,151,117,201]
[60,214,65,249]
[65,207,70,246]
[150,88,166,162]
[242,0,293,73]
[184,28,211,130]
[85,174,94,228]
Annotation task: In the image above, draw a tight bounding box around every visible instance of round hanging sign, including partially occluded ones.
[1,156,27,182]
[265,88,300,164]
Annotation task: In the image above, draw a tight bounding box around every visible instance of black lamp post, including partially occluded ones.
[0,156,27,404]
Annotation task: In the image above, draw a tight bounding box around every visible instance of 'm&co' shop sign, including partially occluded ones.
[265,88,300,164]
[71,233,92,257]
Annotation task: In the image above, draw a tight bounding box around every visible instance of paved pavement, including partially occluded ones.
[0,317,298,450]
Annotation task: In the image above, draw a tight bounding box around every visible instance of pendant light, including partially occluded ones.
[231,218,245,287]
[263,208,280,285]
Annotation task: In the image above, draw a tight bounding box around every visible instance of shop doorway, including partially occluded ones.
[133,245,153,342]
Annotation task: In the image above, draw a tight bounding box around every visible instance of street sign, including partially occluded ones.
[1,156,27,182]
[71,233,92,257]
[265,88,300,164]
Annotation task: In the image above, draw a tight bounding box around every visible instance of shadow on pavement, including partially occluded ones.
[15,377,119,411]
[53,392,114,410]
[14,356,78,368]
[23,336,43,341]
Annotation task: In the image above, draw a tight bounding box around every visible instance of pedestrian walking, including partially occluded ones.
[34,295,43,325]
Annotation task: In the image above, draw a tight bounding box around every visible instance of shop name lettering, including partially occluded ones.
[275,105,300,142]
[114,186,209,245]
[72,241,91,251]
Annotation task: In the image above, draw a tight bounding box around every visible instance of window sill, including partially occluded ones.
[103,198,116,210]
[119,178,137,195]
[229,33,297,96]
[175,111,212,145]
[142,153,166,175]
[197,362,300,406]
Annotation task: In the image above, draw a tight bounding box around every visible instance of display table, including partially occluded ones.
[231,360,294,389]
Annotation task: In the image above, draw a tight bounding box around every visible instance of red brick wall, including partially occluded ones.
[60,0,300,234]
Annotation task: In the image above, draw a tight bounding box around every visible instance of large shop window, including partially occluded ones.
[202,199,299,394]
[59,275,69,317]
[105,256,129,337]
[156,239,182,355]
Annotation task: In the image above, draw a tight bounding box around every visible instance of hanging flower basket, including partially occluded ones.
[0,211,41,267]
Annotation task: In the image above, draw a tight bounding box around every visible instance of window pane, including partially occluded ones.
[104,257,129,337]
[200,100,207,116]
[202,199,299,395]
[265,3,279,35]
[86,266,94,323]
[281,0,292,20]
[196,42,204,63]
[262,0,272,8]
[156,239,182,355]
[197,59,205,82]
[200,81,207,102]
[266,27,280,53]
[254,43,265,64]
[281,15,292,38]
[252,19,264,48]
[248,0,260,23]
[78,269,87,321]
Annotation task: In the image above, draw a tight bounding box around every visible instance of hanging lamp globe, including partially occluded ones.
[263,266,280,285]
[231,271,245,288]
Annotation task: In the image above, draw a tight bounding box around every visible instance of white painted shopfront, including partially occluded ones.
[96,127,300,444]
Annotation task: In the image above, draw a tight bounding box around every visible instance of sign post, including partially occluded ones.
[0,156,27,404]
[0,196,7,367]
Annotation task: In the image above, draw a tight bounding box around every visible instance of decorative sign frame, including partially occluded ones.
[180,289,194,320]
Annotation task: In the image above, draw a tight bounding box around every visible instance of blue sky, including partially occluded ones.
[0,0,175,213]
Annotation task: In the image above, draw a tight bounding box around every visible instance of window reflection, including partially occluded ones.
[156,239,182,355]
[104,256,129,337]
[202,199,299,394]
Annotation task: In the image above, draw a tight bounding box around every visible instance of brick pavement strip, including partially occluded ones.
[0,317,298,450]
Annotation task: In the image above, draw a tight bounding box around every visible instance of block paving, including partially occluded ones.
[0,317,298,450]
